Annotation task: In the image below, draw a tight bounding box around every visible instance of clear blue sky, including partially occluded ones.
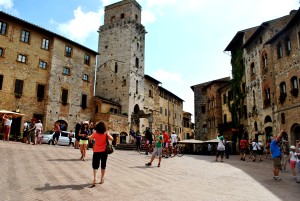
[1,0,299,122]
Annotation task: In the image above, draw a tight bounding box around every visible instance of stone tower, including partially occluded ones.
[96,0,147,128]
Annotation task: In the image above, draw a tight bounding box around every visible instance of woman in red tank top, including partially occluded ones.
[89,122,113,186]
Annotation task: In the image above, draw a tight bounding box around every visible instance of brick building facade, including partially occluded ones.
[0,11,97,133]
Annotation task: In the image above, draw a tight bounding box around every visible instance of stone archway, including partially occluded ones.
[56,120,68,131]
[131,104,153,133]
[290,123,300,145]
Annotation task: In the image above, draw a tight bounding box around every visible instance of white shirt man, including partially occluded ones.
[171,131,178,146]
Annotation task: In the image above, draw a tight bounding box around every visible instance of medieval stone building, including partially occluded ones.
[1,0,191,143]
[193,8,300,146]
[95,0,189,142]
[0,11,97,133]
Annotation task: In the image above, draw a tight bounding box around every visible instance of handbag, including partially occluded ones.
[105,133,114,154]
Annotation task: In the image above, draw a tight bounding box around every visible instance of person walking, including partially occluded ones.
[2,114,12,142]
[240,137,248,161]
[257,140,264,161]
[135,131,141,151]
[35,120,43,145]
[207,143,212,155]
[162,130,170,158]
[171,131,178,156]
[281,141,289,172]
[145,130,163,167]
[289,145,298,180]
[144,127,153,155]
[265,140,271,159]
[53,122,60,146]
[251,139,259,162]
[27,119,36,145]
[89,122,113,187]
[216,133,225,162]
[74,122,82,149]
[270,130,284,181]
[79,121,90,161]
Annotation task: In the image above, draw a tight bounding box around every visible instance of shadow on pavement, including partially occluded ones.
[47,159,87,162]
[128,165,151,169]
[35,183,91,191]
[182,154,300,201]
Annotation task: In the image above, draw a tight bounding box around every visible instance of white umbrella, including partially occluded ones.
[0,110,25,118]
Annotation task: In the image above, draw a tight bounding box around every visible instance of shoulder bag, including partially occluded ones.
[105,133,114,154]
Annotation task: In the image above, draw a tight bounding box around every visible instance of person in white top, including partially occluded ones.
[251,139,260,162]
[2,114,12,142]
[289,145,299,180]
[35,120,43,145]
[170,131,178,156]
[216,133,225,162]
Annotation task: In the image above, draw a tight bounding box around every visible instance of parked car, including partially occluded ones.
[42,131,75,146]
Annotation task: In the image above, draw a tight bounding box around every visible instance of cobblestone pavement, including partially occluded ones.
[0,141,299,201]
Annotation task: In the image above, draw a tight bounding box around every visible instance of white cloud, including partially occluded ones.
[101,0,116,6]
[142,9,156,24]
[153,69,183,84]
[0,0,13,9]
[57,7,103,43]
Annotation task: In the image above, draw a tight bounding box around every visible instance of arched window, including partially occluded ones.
[291,76,299,97]
[251,62,255,75]
[280,82,286,94]
[291,76,298,90]
[264,115,272,123]
[262,51,268,68]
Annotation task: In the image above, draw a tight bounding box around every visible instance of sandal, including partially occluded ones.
[92,180,96,187]
[157,164,160,167]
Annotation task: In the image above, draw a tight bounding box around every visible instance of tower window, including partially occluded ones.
[135,58,139,68]
[37,84,45,100]
[135,14,138,20]
[115,62,118,73]
[61,89,68,105]
[14,79,24,96]
[81,94,87,109]
[121,13,125,19]
[277,44,283,59]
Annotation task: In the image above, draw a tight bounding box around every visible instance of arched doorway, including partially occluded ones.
[120,132,127,144]
[265,126,273,141]
[291,123,300,144]
[56,120,68,131]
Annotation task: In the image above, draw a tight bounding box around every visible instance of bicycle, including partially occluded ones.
[170,143,184,157]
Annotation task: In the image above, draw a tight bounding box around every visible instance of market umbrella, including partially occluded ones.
[0,110,25,118]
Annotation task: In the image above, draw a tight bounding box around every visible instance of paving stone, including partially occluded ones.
[0,141,299,201]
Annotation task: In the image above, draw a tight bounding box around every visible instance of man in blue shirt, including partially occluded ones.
[270,130,283,181]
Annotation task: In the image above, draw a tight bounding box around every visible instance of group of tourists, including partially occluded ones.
[238,129,300,182]
[60,120,113,187]
[143,129,179,167]
[23,118,43,145]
